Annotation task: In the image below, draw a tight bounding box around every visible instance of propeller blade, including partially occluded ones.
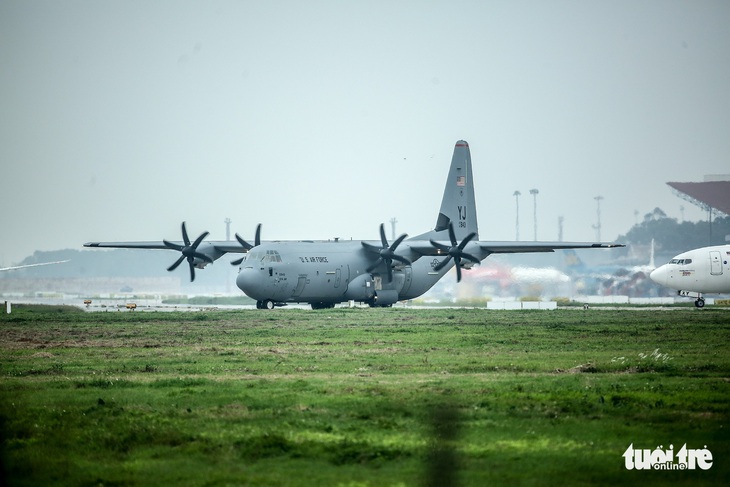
[366,259,383,273]
[429,222,479,281]
[433,256,453,272]
[190,231,210,249]
[254,223,261,247]
[458,232,477,250]
[363,223,412,282]
[447,222,457,246]
[192,251,214,264]
[379,223,388,248]
[235,233,253,250]
[429,239,451,253]
[163,239,183,251]
[461,253,480,265]
[391,254,412,266]
[181,222,191,246]
[165,222,212,281]
[167,255,186,272]
[361,242,382,252]
[231,224,262,265]
[390,233,408,250]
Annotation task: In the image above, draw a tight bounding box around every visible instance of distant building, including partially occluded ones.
[667,175,730,242]
[667,176,730,218]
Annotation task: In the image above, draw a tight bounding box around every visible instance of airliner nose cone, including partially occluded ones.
[649,266,666,286]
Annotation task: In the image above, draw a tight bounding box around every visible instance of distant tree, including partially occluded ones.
[643,207,667,222]
[616,211,730,256]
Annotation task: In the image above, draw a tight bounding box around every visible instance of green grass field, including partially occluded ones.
[1,306,728,486]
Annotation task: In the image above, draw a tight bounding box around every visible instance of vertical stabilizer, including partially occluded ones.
[433,140,479,240]
[649,238,655,269]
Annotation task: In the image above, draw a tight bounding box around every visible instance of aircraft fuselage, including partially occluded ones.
[235,241,450,307]
[649,244,730,306]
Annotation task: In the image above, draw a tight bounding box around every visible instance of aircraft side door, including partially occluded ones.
[292,275,308,298]
[710,250,723,275]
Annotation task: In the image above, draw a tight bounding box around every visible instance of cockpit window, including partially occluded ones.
[266,250,282,263]
[669,258,692,265]
[245,250,282,264]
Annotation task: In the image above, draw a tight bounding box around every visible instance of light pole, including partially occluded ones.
[593,196,603,241]
[558,216,564,242]
[224,218,232,241]
[513,190,521,241]
[529,189,539,241]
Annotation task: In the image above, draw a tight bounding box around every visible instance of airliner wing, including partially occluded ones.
[0,260,70,272]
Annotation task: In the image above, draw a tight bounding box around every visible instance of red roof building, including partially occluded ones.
[667,180,730,217]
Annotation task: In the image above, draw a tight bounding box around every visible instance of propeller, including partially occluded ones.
[361,223,412,282]
[231,223,262,266]
[429,221,479,282]
[163,222,214,282]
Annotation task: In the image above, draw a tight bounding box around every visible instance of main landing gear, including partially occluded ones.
[695,297,705,308]
[256,299,275,310]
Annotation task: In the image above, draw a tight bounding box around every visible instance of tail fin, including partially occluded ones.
[649,238,655,269]
[562,249,586,273]
[434,140,479,240]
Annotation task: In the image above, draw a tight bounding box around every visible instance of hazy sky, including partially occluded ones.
[2,0,729,265]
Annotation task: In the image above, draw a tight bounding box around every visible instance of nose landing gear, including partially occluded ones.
[678,290,706,308]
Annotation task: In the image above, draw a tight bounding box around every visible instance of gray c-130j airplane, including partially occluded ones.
[85,141,624,309]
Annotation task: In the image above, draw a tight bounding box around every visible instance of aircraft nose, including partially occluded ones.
[649,266,667,286]
[236,267,260,296]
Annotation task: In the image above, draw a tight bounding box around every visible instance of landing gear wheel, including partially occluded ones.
[263,299,275,310]
[695,297,705,308]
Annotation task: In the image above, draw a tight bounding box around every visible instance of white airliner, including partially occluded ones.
[649,244,730,307]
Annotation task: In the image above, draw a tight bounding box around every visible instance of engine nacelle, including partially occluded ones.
[344,273,376,301]
[371,289,399,306]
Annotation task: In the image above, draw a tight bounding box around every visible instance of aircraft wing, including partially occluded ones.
[83,237,248,282]
[404,240,624,260]
[83,241,246,253]
[475,241,625,254]
[84,241,172,250]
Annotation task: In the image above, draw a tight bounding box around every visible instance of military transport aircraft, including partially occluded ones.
[84,140,623,309]
[650,244,730,307]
